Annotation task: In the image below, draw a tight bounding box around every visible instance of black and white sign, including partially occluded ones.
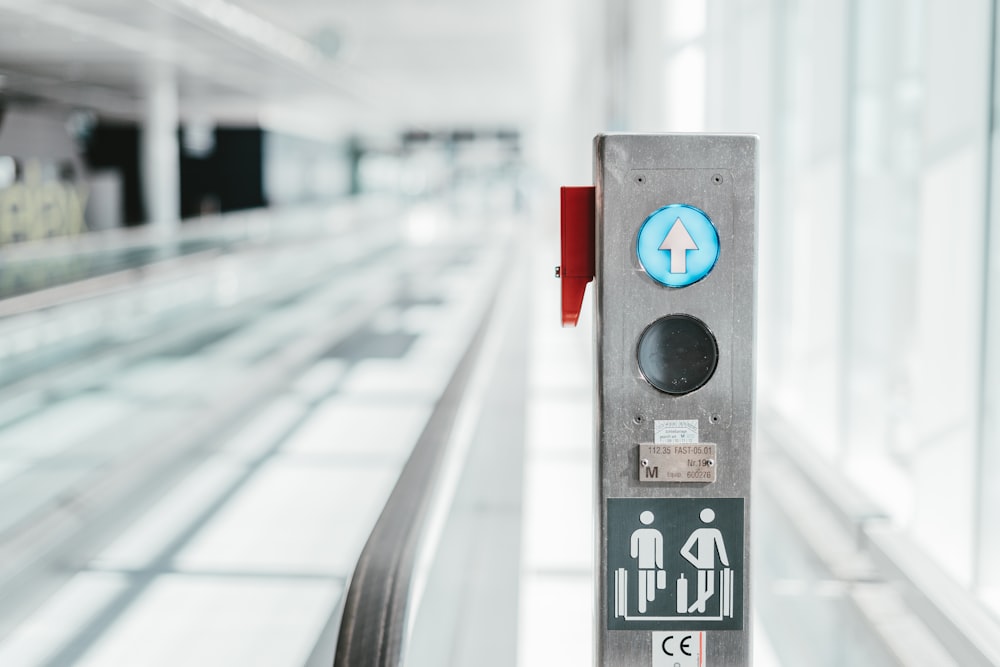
[607,498,743,631]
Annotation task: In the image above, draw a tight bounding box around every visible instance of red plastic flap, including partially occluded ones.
[560,186,596,327]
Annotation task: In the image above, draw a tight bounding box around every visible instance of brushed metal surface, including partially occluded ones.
[594,134,757,666]
[638,443,717,483]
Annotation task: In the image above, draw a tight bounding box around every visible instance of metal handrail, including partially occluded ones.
[760,406,1000,665]
[332,265,503,667]
[865,525,1000,666]
[0,199,386,317]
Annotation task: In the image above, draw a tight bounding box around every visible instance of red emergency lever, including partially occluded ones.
[559,186,596,327]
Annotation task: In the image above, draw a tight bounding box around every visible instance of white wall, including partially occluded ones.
[608,0,999,593]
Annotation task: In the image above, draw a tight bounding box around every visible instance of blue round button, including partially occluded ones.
[636,204,719,288]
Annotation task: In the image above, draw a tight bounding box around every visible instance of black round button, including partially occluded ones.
[636,314,719,395]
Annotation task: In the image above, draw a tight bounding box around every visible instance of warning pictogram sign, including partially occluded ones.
[607,497,744,631]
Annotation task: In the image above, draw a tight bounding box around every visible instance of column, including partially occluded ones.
[141,67,180,230]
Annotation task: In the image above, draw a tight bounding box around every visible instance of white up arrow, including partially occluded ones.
[659,218,699,273]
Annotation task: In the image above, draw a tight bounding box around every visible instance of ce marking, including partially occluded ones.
[661,634,694,657]
[652,630,703,666]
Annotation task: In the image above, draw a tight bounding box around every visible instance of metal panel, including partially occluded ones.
[593,134,757,666]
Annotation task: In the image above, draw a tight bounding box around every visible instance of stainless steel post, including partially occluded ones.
[593,133,757,666]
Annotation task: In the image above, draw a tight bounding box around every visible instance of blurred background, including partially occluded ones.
[0,0,999,665]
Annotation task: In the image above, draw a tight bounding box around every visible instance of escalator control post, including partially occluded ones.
[559,134,758,667]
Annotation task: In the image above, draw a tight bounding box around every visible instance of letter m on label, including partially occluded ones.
[645,466,659,479]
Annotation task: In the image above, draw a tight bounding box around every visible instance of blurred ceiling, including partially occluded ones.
[0,0,537,136]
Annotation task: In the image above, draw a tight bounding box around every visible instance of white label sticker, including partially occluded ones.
[654,420,699,444]
[652,631,705,666]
